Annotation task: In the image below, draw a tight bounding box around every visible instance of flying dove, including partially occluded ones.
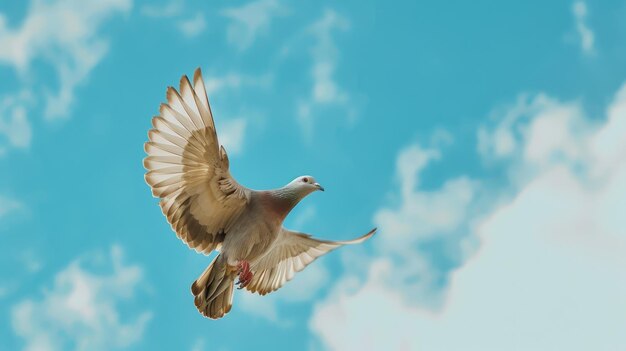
[144,68,376,319]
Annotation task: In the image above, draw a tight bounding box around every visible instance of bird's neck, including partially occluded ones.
[264,187,305,221]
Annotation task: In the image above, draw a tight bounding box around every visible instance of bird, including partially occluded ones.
[143,68,376,319]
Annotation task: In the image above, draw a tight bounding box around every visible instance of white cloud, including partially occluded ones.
[0,91,33,152]
[297,10,354,140]
[308,10,349,105]
[365,141,480,308]
[204,73,272,97]
[0,285,9,299]
[216,118,247,156]
[572,1,595,55]
[0,0,131,123]
[140,0,183,18]
[376,145,476,243]
[202,71,274,157]
[141,1,207,38]
[23,259,42,274]
[12,245,152,351]
[189,338,205,351]
[311,82,626,350]
[177,13,206,38]
[20,249,43,273]
[310,260,424,350]
[477,93,590,184]
[0,195,22,218]
[220,0,288,51]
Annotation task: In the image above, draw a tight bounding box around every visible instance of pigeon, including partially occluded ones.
[144,68,376,319]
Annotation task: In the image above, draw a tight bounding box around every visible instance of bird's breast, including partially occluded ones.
[220,208,282,263]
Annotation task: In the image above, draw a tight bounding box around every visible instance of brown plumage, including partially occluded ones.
[144,68,376,319]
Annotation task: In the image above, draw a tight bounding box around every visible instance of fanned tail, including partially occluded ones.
[191,255,236,319]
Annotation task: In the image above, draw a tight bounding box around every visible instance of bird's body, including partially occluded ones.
[144,68,375,319]
[221,191,287,266]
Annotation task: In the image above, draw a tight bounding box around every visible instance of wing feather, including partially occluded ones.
[246,228,376,295]
[144,68,250,254]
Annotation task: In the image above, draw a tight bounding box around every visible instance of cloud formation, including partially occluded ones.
[221,0,288,51]
[141,1,207,38]
[370,142,480,307]
[204,73,272,97]
[0,0,132,120]
[201,71,274,157]
[0,195,22,218]
[217,118,247,156]
[311,82,626,350]
[177,13,206,38]
[11,246,152,351]
[297,10,354,140]
[572,1,595,55]
[0,92,33,154]
[140,0,183,18]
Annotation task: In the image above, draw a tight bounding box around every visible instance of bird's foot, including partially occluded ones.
[236,260,253,289]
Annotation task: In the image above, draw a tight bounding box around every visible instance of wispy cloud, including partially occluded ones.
[204,72,272,97]
[189,338,206,351]
[311,81,626,350]
[0,285,8,299]
[344,140,480,309]
[307,10,350,105]
[20,249,43,274]
[220,0,288,51]
[217,118,247,155]
[0,195,22,218]
[141,1,207,38]
[202,71,274,156]
[297,10,354,140]
[178,13,206,38]
[0,0,130,157]
[140,0,183,18]
[0,0,132,120]
[11,245,152,351]
[0,91,32,153]
[572,1,595,55]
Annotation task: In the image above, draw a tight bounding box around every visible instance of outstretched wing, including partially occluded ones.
[144,68,250,255]
[246,228,376,295]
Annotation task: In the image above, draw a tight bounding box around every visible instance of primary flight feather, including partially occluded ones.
[144,68,376,319]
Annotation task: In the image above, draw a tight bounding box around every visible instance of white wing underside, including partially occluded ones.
[246,228,377,295]
[144,69,250,254]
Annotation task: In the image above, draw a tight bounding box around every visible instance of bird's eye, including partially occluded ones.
[302,177,309,183]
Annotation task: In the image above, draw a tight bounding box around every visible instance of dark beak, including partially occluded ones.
[314,183,325,191]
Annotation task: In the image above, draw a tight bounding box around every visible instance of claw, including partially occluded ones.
[236,260,253,289]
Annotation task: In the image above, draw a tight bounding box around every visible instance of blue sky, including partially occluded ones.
[1,0,626,350]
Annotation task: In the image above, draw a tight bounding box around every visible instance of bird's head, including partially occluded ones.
[287,175,324,197]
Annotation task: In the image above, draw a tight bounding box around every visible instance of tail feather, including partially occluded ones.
[191,255,236,319]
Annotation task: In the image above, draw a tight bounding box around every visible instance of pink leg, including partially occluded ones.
[236,260,253,289]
